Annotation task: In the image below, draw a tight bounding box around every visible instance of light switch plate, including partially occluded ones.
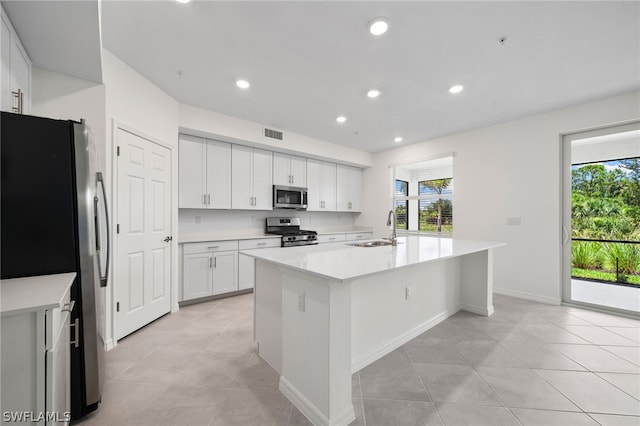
[506,217,522,226]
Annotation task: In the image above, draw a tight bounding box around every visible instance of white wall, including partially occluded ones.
[31,67,106,173]
[358,91,640,305]
[102,48,180,347]
[179,103,373,168]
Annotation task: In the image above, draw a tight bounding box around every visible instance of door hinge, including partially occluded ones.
[117,146,120,156]
[117,224,120,234]
[116,302,120,312]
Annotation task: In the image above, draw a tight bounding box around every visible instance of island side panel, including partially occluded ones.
[460,249,494,316]
[351,258,462,372]
[254,259,283,373]
[279,269,355,426]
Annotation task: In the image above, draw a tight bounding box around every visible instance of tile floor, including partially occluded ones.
[77,293,640,426]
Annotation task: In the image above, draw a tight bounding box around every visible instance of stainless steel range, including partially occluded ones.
[266,217,318,247]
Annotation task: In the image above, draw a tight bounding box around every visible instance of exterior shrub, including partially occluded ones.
[572,241,603,269]
[603,243,640,275]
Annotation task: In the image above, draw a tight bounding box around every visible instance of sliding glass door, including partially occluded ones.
[562,121,640,316]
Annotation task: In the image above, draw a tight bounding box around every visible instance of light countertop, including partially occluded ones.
[241,236,505,282]
[1,272,76,316]
[178,226,374,244]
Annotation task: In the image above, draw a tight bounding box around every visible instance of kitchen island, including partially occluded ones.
[241,235,505,426]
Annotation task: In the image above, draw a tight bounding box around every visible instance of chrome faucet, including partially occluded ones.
[386,210,398,246]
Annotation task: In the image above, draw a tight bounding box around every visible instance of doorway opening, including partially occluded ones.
[562,122,640,315]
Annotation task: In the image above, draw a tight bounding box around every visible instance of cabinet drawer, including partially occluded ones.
[238,238,281,250]
[317,233,346,244]
[183,240,239,254]
[345,233,373,242]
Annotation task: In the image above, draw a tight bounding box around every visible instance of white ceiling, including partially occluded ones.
[11,1,640,153]
[2,0,102,83]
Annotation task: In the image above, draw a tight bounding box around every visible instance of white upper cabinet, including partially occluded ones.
[273,153,307,187]
[307,159,337,211]
[337,165,363,212]
[179,135,231,209]
[1,6,31,114]
[232,145,273,210]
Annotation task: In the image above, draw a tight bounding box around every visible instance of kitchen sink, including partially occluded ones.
[346,240,400,247]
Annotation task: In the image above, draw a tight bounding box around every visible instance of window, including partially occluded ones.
[418,179,453,233]
[392,155,454,235]
[395,180,408,230]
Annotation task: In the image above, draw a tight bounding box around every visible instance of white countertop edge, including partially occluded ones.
[178,226,375,243]
[241,237,506,282]
[179,233,279,244]
[1,272,76,316]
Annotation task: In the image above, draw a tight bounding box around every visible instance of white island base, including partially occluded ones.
[246,236,504,426]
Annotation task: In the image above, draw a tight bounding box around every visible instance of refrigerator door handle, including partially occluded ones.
[96,172,110,287]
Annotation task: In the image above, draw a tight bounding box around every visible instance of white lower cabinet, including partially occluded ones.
[182,241,239,302]
[181,237,280,301]
[211,251,237,295]
[237,238,281,290]
[345,232,373,241]
[1,274,74,426]
[317,233,347,244]
[317,232,373,244]
[182,252,214,300]
[238,253,255,290]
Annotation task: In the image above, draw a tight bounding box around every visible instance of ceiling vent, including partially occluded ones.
[264,127,284,141]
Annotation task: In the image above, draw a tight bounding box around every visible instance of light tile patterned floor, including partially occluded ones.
[77,293,640,426]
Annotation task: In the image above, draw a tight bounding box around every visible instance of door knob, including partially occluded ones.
[164,236,173,242]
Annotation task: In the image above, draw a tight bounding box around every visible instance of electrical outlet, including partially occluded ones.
[405,286,412,300]
[506,217,521,226]
[298,292,306,312]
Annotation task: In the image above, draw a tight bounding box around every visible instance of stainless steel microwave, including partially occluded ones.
[273,185,308,209]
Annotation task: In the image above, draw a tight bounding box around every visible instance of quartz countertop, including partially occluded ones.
[179,233,279,244]
[241,236,505,282]
[1,272,76,316]
[179,226,374,244]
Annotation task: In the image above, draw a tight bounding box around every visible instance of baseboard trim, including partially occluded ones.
[105,338,115,351]
[461,303,494,316]
[494,287,561,305]
[351,307,458,373]
[279,376,355,426]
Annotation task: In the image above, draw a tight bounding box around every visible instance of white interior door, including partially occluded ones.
[116,128,172,340]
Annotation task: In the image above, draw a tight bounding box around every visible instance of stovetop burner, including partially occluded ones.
[266,217,318,247]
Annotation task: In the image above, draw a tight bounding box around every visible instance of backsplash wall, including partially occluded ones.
[179,209,359,236]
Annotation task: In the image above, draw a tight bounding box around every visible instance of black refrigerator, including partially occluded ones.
[1,111,109,421]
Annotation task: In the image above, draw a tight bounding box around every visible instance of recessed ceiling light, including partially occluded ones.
[368,18,389,36]
[449,84,464,94]
[394,137,403,143]
[336,116,347,124]
[176,0,191,4]
[367,89,381,98]
[236,79,250,89]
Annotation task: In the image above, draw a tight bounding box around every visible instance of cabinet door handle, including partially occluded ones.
[11,88,23,114]
[214,257,217,268]
[207,194,211,205]
[329,237,336,241]
[62,300,76,313]
[70,318,80,348]
[207,245,219,249]
[257,242,267,246]
[356,235,362,239]
[209,257,212,268]
[204,194,207,205]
